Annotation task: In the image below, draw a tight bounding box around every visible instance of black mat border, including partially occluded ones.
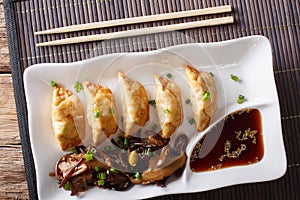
[4,0,38,199]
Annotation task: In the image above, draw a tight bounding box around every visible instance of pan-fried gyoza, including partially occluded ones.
[51,85,85,151]
[83,81,118,146]
[154,74,183,138]
[117,72,149,136]
[185,65,218,131]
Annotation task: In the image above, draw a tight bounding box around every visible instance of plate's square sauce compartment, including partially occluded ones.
[190,108,264,172]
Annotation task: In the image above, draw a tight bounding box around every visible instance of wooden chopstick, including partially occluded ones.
[36,16,234,47]
[35,5,232,35]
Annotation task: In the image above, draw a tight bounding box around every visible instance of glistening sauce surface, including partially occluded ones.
[190,108,264,172]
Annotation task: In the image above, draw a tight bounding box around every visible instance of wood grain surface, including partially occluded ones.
[0,0,29,199]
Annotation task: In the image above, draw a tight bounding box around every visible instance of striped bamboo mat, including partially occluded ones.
[4,0,300,199]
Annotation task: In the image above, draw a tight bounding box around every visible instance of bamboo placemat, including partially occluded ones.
[4,0,300,199]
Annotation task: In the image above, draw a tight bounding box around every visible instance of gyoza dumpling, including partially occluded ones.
[83,81,118,145]
[118,72,149,136]
[185,65,218,132]
[52,85,85,151]
[154,74,183,138]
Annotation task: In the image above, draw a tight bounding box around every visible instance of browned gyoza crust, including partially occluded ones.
[118,72,149,136]
[83,81,118,145]
[185,65,218,132]
[52,85,85,151]
[154,74,183,138]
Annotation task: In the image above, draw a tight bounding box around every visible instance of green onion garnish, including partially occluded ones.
[110,167,119,174]
[50,81,57,88]
[146,148,152,157]
[95,111,100,118]
[95,166,100,172]
[164,108,170,113]
[209,72,214,77]
[85,151,93,161]
[100,172,106,180]
[166,73,173,79]
[110,107,115,114]
[237,95,245,104]
[189,118,195,125]
[97,172,106,180]
[185,99,191,104]
[90,147,97,154]
[202,91,210,101]
[63,182,71,190]
[69,149,76,154]
[230,74,239,82]
[134,172,141,180]
[61,126,67,133]
[124,138,129,147]
[148,100,156,106]
[74,81,83,93]
[97,179,105,186]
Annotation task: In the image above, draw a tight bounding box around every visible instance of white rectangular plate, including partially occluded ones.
[24,36,286,200]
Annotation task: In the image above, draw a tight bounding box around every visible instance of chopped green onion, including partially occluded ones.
[230,74,239,82]
[110,167,119,174]
[90,147,97,154]
[94,107,100,118]
[95,166,100,172]
[110,107,115,114]
[164,109,170,114]
[69,149,76,154]
[63,182,71,190]
[146,148,152,157]
[85,151,93,161]
[50,81,57,88]
[124,138,129,147]
[148,100,156,106]
[237,95,245,104]
[166,73,173,79]
[185,99,191,104]
[97,179,105,186]
[96,173,101,179]
[134,172,141,180]
[151,124,158,131]
[209,72,214,77]
[61,126,67,133]
[189,118,195,125]
[202,91,210,101]
[74,81,83,93]
[97,172,106,180]
[100,172,106,180]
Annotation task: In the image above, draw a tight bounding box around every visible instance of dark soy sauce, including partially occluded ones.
[190,108,264,172]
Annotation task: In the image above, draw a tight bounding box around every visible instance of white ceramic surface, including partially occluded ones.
[24,36,286,200]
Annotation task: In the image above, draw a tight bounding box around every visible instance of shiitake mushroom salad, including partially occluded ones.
[49,65,219,195]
